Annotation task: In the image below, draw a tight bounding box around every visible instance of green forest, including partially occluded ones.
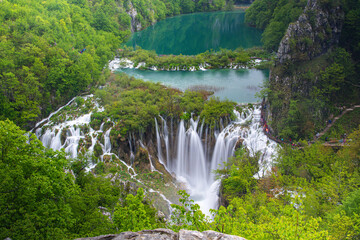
[0,0,227,129]
[1,0,360,239]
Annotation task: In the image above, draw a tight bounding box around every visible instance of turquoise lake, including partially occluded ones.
[118,10,267,103]
[125,11,263,55]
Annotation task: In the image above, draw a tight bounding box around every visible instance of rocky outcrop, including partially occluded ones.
[75,229,246,240]
[127,2,142,32]
[277,0,344,64]
[267,0,345,137]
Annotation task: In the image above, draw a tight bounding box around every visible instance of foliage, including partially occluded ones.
[0,0,231,130]
[167,133,359,237]
[0,120,77,239]
[269,46,359,140]
[95,73,236,133]
[321,108,360,140]
[0,120,163,239]
[211,195,329,239]
[200,126,360,239]
[245,0,307,51]
[170,190,209,232]
[0,0,127,128]
[119,46,273,70]
[200,97,236,127]
[113,188,160,232]
[215,148,259,200]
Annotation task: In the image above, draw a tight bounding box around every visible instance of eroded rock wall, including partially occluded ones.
[277,0,343,64]
[267,0,345,137]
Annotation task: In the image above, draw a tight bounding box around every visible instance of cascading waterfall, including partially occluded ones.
[35,94,276,216]
[35,96,112,162]
[155,106,277,215]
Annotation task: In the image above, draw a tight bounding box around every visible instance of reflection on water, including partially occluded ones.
[126,11,263,55]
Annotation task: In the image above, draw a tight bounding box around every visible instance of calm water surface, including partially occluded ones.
[125,11,262,55]
[117,68,269,103]
[120,10,266,103]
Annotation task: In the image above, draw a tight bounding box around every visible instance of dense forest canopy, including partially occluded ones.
[245,0,307,51]
[0,0,227,129]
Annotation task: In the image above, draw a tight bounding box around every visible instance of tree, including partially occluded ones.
[170,190,209,232]
[113,188,158,232]
[0,120,77,240]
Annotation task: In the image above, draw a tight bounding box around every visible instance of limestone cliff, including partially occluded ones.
[267,0,345,138]
[127,1,142,32]
[277,0,343,64]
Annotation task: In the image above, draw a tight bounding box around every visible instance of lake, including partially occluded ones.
[125,11,263,55]
[118,10,266,103]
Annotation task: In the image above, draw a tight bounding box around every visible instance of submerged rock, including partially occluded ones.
[74,229,246,240]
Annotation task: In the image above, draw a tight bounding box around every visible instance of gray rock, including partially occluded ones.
[75,234,118,240]
[114,229,177,240]
[179,230,246,240]
[277,0,344,64]
[203,230,246,240]
[74,229,246,240]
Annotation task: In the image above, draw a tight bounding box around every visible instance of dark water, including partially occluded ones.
[117,68,269,103]
[125,11,263,55]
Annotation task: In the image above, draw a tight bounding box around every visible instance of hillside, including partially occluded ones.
[250,0,360,140]
[0,0,228,129]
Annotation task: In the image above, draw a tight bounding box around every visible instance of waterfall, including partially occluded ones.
[64,126,82,158]
[104,128,112,153]
[155,106,277,215]
[155,118,165,165]
[160,116,170,166]
[129,133,135,165]
[34,94,276,216]
[35,97,106,161]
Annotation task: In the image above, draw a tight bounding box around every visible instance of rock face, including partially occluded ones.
[127,2,142,32]
[74,229,247,240]
[277,0,343,64]
[267,0,345,136]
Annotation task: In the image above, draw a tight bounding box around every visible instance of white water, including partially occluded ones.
[108,57,264,72]
[154,106,277,215]
[34,94,276,216]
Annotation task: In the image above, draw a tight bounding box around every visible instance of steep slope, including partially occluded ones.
[266,0,360,139]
